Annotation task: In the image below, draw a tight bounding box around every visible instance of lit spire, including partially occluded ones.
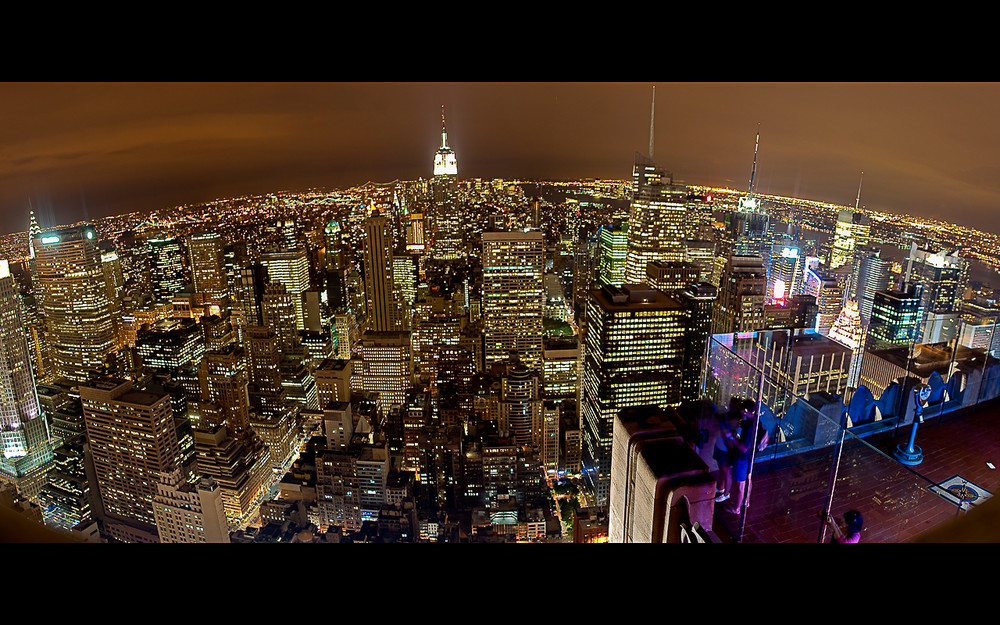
[748,122,760,195]
[854,171,864,211]
[433,105,457,176]
[440,104,449,149]
[737,124,762,213]
[28,206,41,259]
[649,85,655,160]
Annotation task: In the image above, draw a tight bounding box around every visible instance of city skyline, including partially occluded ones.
[3,82,1000,236]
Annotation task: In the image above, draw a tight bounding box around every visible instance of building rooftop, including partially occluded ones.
[708,398,1000,542]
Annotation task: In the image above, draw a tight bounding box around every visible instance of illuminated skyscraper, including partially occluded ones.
[711,255,767,335]
[677,282,717,403]
[767,243,803,303]
[903,244,968,343]
[581,285,689,505]
[0,260,53,500]
[80,377,181,541]
[325,218,349,311]
[867,284,925,352]
[856,248,892,326]
[828,300,866,387]
[146,236,186,300]
[597,219,628,287]
[496,365,543,449]
[102,251,126,352]
[724,126,771,264]
[803,268,845,336]
[482,231,545,372]
[261,248,311,331]
[152,468,230,543]
[624,155,689,284]
[361,331,413,416]
[829,209,871,270]
[362,213,405,332]
[261,282,300,356]
[188,231,229,304]
[27,210,42,305]
[194,343,272,528]
[33,225,118,384]
[431,105,462,260]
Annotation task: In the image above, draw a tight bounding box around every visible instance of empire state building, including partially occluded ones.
[431,106,462,259]
[433,106,457,176]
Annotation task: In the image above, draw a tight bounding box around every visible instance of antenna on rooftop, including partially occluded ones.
[748,123,760,195]
[855,171,864,211]
[649,85,655,160]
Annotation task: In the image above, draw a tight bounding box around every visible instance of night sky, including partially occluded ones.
[3,82,999,236]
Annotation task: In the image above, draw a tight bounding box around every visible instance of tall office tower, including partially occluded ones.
[324,218,349,311]
[711,255,767,335]
[362,213,405,332]
[725,126,771,264]
[195,341,272,527]
[725,204,771,262]
[431,105,462,260]
[803,268,845,336]
[23,294,52,385]
[146,236,186,300]
[829,209,871,270]
[767,243,803,303]
[866,284,925,352]
[201,312,236,352]
[242,325,299,471]
[412,297,463,385]
[624,154,689,284]
[360,331,413,416]
[135,318,205,373]
[482,231,545,372]
[581,284,689,506]
[904,244,968,343]
[828,301,866,387]
[333,311,359,360]
[243,324,284,393]
[191,424,271,530]
[315,358,353,408]
[27,211,42,297]
[856,248,893,326]
[392,252,418,328]
[188,231,229,305]
[261,283,300,356]
[405,211,427,254]
[764,294,819,331]
[608,405,714,544]
[598,219,628,287]
[80,378,181,541]
[959,297,1000,357]
[35,433,90,532]
[685,237,715,282]
[316,448,362,533]
[0,261,53,500]
[33,225,118,384]
[234,263,268,338]
[101,251,126,351]
[645,261,700,295]
[541,338,580,401]
[153,468,230,543]
[542,402,560,474]
[260,249,311,330]
[198,344,252,433]
[677,282,717,403]
[496,365,543,449]
[272,218,298,250]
